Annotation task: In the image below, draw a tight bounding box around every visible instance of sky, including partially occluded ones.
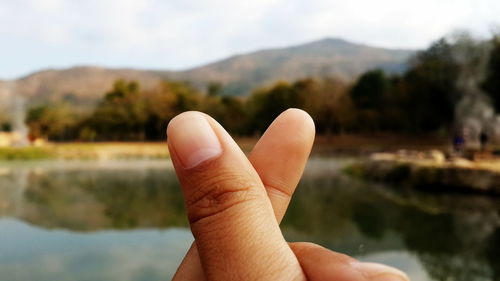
[1,0,499,79]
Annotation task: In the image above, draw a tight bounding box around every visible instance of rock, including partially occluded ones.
[429,150,445,164]
[349,155,500,195]
[370,153,396,161]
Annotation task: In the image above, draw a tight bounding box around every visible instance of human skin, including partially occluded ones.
[167,109,409,281]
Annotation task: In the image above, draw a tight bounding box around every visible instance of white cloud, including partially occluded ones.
[0,0,499,78]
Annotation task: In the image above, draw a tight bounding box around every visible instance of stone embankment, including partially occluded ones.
[347,150,500,195]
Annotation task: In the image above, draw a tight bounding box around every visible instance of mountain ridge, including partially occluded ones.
[1,37,416,103]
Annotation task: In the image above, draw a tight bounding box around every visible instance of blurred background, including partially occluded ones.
[0,1,499,280]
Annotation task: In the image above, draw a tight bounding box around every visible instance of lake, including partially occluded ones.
[0,158,499,281]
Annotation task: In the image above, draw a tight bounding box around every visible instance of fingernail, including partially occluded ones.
[168,112,222,169]
[352,262,409,281]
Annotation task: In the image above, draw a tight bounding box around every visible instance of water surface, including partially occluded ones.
[0,159,498,280]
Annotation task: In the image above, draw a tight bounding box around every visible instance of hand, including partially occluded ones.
[167,109,409,281]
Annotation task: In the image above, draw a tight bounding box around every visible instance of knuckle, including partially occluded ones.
[185,169,259,224]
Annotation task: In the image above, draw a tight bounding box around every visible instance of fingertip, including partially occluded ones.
[263,108,315,152]
[280,108,316,137]
[290,242,355,263]
[352,262,410,281]
[166,111,222,169]
[290,242,362,281]
[167,111,203,136]
[249,109,316,221]
[291,242,410,281]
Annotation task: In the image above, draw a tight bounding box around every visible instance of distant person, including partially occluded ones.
[453,131,465,154]
[167,109,409,281]
[480,131,488,152]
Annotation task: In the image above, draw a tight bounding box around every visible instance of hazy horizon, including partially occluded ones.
[1,0,499,80]
[1,36,417,80]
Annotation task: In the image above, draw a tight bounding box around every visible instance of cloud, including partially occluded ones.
[0,0,499,78]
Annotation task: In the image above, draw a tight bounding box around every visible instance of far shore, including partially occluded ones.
[0,142,169,161]
[0,134,454,161]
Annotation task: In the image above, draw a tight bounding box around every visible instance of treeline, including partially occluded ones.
[26,34,500,141]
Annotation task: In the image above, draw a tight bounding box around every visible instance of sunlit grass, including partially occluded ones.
[0,142,170,160]
[0,147,55,160]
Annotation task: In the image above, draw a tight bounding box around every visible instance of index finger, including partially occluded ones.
[249,108,315,222]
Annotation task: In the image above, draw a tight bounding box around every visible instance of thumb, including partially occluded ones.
[290,243,409,281]
[167,111,304,281]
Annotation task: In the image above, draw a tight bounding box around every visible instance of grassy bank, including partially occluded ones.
[312,134,449,156]
[0,143,169,161]
[0,134,451,161]
[0,147,55,160]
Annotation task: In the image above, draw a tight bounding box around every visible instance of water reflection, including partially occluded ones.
[0,162,187,230]
[0,219,191,281]
[0,159,499,281]
[285,167,500,281]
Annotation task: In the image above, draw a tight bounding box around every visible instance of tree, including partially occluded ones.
[87,80,147,140]
[482,36,500,111]
[402,38,459,132]
[26,104,79,140]
[207,82,223,97]
[351,70,389,110]
[301,78,353,134]
[146,80,202,140]
[350,70,392,131]
[246,81,307,133]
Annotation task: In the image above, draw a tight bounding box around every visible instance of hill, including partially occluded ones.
[174,38,414,95]
[1,38,415,104]
[0,67,172,106]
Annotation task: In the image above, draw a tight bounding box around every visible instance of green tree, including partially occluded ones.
[482,36,500,111]
[87,80,147,140]
[26,104,79,140]
[207,82,223,97]
[350,70,391,131]
[246,81,307,133]
[300,78,353,134]
[351,70,389,110]
[0,110,11,131]
[143,80,202,140]
[219,96,248,134]
[402,38,459,132]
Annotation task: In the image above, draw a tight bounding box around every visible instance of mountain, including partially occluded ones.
[0,67,173,105]
[174,38,414,95]
[1,38,415,104]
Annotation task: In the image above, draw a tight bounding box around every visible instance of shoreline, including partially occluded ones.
[0,134,453,161]
[346,152,500,196]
